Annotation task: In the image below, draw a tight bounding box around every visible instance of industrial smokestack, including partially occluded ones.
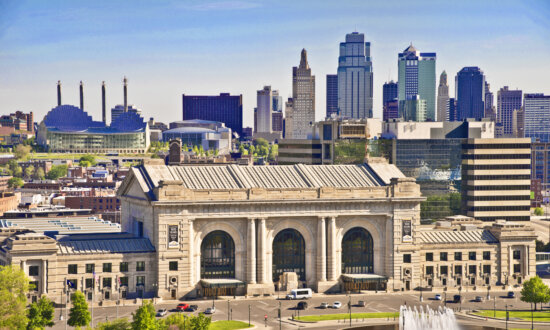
[57,81,62,106]
[102,81,106,124]
[123,76,128,113]
[79,81,84,110]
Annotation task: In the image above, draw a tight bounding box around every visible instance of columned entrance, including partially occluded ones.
[272,229,306,282]
[201,230,235,279]
[341,227,374,274]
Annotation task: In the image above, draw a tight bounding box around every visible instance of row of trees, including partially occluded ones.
[237,138,278,161]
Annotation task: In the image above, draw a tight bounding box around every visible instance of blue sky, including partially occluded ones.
[1,0,549,126]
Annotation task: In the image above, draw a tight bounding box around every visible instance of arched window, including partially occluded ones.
[201,230,235,279]
[272,229,306,282]
[342,227,374,274]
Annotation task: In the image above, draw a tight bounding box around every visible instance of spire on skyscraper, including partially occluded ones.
[299,48,309,70]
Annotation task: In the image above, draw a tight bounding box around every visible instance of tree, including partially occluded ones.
[520,276,550,310]
[68,290,91,328]
[0,265,30,329]
[8,159,22,178]
[238,144,245,154]
[254,138,269,148]
[45,164,68,180]
[79,155,96,167]
[131,300,157,330]
[14,144,31,160]
[535,207,544,216]
[8,177,24,188]
[268,144,278,162]
[248,145,255,156]
[24,165,35,180]
[33,168,45,180]
[188,313,211,330]
[160,313,187,329]
[27,295,55,329]
[95,318,132,330]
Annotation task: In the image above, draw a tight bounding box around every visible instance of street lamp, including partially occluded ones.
[459,286,462,312]
[348,296,352,327]
[227,300,230,321]
[279,301,282,330]
[248,305,251,327]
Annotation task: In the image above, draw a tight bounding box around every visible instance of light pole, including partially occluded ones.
[531,302,534,330]
[459,286,462,312]
[348,296,352,327]
[279,301,282,330]
[494,296,496,318]
[248,305,251,327]
[444,290,447,307]
[227,300,230,321]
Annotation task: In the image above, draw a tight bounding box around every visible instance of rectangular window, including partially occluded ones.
[426,266,434,275]
[120,276,128,287]
[454,265,462,276]
[136,276,145,286]
[469,265,476,275]
[68,264,78,275]
[454,252,462,261]
[120,262,128,272]
[440,252,448,261]
[513,264,521,273]
[483,265,491,274]
[513,250,521,260]
[169,261,178,271]
[85,278,94,289]
[440,266,448,276]
[86,264,95,273]
[103,263,112,273]
[483,251,491,260]
[403,254,411,263]
[136,261,145,272]
[469,252,476,261]
[103,277,112,288]
[28,266,39,276]
[425,253,433,262]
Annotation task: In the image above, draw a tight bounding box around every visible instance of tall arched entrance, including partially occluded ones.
[201,230,236,296]
[272,229,306,282]
[341,227,383,291]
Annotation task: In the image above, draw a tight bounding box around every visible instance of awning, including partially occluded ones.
[341,274,388,283]
[200,279,246,288]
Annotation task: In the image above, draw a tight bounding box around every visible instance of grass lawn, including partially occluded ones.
[209,320,252,330]
[473,310,550,322]
[295,312,399,322]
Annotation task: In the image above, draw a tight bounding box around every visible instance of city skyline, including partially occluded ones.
[1,0,549,127]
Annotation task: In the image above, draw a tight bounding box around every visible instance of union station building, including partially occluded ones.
[0,162,537,303]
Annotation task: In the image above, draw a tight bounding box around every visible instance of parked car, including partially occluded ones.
[507,291,515,298]
[474,296,483,302]
[332,301,342,309]
[157,309,167,317]
[297,301,308,310]
[177,303,189,312]
[286,288,313,300]
[453,295,461,303]
[185,305,198,312]
[204,307,216,314]
[357,300,366,307]
[319,302,329,309]
[434,294,442,301]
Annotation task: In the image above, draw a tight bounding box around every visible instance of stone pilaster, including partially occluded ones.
[317,217,326,282]
[257,218,267,284]
[327,216,337,281]
[247,218,256,284]
[188,219,194,286]
[42,260,48,294]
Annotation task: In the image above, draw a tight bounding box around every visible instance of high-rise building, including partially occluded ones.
[497,86,522,137]
[288,49,315,139]
[446,98,457,122]
[484,82,495,121]
[111,104,142,123]
[402,95,426,122]
[256,86,273,134]
[284,98,294,139]
[337,32,373,118]
[524,93,550,142]
[461,138,531,222]
[383,100,399,121]
[272,90,283,113]
[383,81,398,105]
[436,71,449,122]
[398,44,436,121]
[326,74,338,118]
[512,108,524,138]
[455,67,485,121]
[272,111,283,133]
[182,93,243,136]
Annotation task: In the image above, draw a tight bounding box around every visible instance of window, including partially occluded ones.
[426,266,434,275]
[403,254,411,263]
[119,276,128,287]
[454,265,462,276]
[103,277,112,288]
[440,252,448,261]
[169,261,178,271]
[68,264,78,275]
[85,278,94,289]
[440,266,448,276]
[28,266,39,276]
[86,264,95,273]
[483,251,491,261]
[120,262,128,272]
[469,252,476,261]
[454,252,462,261]
[514,264,521,273]
[483,265,491,274]
[469,265,476,275]
[136,261,145,272]
[103,263,112,273]
[425,253,433,262]
[513,250,521,260]
[136,276,145,286]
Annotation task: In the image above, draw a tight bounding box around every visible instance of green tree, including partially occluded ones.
[248,145,255,156]
[95,318,132,330]
[27,296,55,330]
[33,168,45,180]
[188,313,211,330]
[8,159,22,178]
[24,165,35,180]
[79,155,96,166]
[238,144,245,154]
[0,265,30,329]
[520,276,550,310]
[8,177,24,188]
[198,145,205,157]
[14,144,31,160]
[46,165,68,180]
[255,138,269,148]
[131,300,157,330]
[160,313,187,329]
[535,207,544,216]
[268,144,278,161]
[68,290,91,328]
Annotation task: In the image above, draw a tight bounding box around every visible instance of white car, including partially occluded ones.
[332,301,342,309]
[204,307,216,314]
[156,309,167,317]
[434,294,442,301]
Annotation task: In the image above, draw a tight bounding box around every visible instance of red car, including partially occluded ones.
[177,303,189,311]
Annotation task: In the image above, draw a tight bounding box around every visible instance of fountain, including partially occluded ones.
[399,305,459,330]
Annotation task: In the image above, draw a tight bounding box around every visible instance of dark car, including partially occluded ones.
[297,301,308,310]
[507,291,515,298]
[185,304,198,312]
[453,295,461,303]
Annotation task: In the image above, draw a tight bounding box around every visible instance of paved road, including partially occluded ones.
[50,290,550,329]
[531,217,550,243]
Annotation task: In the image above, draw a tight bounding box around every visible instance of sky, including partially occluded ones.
[1,0,549,127]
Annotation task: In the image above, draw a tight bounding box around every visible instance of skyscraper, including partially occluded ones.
[398,44,436,121]
[182,93,243,136]
[288,49,315,139]
[455,67,485,121]
[337,32,373,119]
[437,71,449,122]
[326,74,338,118]
[447,98,457,122]
[383,100,399,121]
[383,81,398,104]
[484,82,495,121]
[383,81,398,121]
[497,86,522,136]
[524,93,550,142]
[256,86,273,134]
